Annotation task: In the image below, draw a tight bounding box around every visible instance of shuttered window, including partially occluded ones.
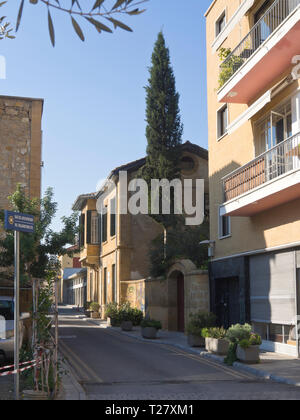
[110,198,116,237]
[250,251,296,325]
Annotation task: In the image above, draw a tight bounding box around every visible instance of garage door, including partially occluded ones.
[250,251,296,325]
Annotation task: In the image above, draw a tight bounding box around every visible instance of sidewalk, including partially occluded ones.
[87,320,300,388]
[0,376,14,400]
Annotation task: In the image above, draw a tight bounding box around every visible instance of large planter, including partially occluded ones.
[107,317,119,327]
[236,345,260,364]
[187,334,205,348]
[91,312,100,319]
[121,321,133,332]
[22,390,48,401]
[142,327,158,339]
[205,337,229,355]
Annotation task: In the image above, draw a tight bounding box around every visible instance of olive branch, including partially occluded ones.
[14,0,149,46]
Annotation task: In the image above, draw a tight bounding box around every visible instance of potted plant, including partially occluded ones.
[105,302,120,326]
[187,311,217,348]
[90,302,100,319]
[225,324,254,365]
[120,306,144,331]
[141,319,162,339]
[203,327,229,355]
[236,333,262,364]
[84,301,92,318]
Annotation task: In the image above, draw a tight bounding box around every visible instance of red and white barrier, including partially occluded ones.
[0,359,40,377]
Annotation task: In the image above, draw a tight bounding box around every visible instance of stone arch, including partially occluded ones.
[167,260,197,332]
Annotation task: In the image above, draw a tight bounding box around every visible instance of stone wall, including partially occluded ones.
[121,279,145,313]
[0,96,43,211]
[142,260,210,331]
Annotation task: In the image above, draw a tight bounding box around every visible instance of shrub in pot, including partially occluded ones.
[105,302,120,326]
[202,327,229,355]
[141,319,162,339]
[186,311,217,348]
[236,334,262,364]
[90,302,100,319]
[225,324,255,366]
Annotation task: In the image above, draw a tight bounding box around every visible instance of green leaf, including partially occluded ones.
[48,10,55,47]
[71,16,85,41]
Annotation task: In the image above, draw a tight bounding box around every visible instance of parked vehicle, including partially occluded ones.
[0,296,30,361]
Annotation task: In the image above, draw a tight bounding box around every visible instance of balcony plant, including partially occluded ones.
[202,327,229,356]
[90,302,100,319]
[236,333,262,364]
[187,311,217,348]
[141,319,162,339]
[218,48,244,89]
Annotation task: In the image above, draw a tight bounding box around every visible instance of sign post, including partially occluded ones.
[4,211,34,401]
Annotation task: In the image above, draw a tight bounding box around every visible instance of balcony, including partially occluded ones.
[221,132,300,216]
[218,0,300,104]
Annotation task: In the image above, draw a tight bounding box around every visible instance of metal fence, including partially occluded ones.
[219,0,300,86]
[223,132,300,202]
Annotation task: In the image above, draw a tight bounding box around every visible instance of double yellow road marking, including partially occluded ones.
[59,339,104,383]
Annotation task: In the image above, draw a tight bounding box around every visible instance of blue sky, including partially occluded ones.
[0,0,211,230]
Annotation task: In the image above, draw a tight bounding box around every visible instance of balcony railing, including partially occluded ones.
[223,132,300,202]
[219,0,300,88]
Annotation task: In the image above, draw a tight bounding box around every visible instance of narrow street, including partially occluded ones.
[58,307,300,400]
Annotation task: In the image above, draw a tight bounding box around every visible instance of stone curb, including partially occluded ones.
[58,355,87,401]
[106,326,300,388]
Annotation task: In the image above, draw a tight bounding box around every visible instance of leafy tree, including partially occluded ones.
[140,31,183,229]
[0,184,78,285]
[10,0,149,46]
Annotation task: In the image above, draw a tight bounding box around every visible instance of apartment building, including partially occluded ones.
[205,0,300,355]
[73,141,209,324]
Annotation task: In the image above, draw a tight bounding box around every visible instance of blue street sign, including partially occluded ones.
[4,211,35,234]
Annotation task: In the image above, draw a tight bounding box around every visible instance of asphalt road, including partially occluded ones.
[58,307,300,400]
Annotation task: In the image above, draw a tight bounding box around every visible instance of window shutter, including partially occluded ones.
[102,212,107,243]
[80,214,85,247]
[87,211,92,244]
[98,213,102,244]
[110,198,116,237]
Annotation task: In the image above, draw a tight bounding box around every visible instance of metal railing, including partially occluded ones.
[222,132,300,202]
[219,0,300,88]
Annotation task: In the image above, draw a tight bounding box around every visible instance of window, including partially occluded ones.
[0,300,14,321]
[216,11,226,37]
[217,105,228,139]
[112,264,116,303]
[110,198,116,237]
[91,212,99,244]
[255,100,292,156]
[219,208,231,239]
[102,209,108,243]
[79,214,85,247]
[103,268,107,304]
[180,156,196,172]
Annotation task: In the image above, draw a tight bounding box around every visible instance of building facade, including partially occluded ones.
[205,0,300,355]
[73,141,210,325]
[58,246,84,306]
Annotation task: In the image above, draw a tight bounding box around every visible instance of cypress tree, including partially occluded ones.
[141,31,183,226]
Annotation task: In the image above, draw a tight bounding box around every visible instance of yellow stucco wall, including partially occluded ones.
[206,0,300,260]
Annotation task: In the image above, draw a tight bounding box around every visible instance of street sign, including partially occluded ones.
[3,210,34,400]
[4,211,35,233]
